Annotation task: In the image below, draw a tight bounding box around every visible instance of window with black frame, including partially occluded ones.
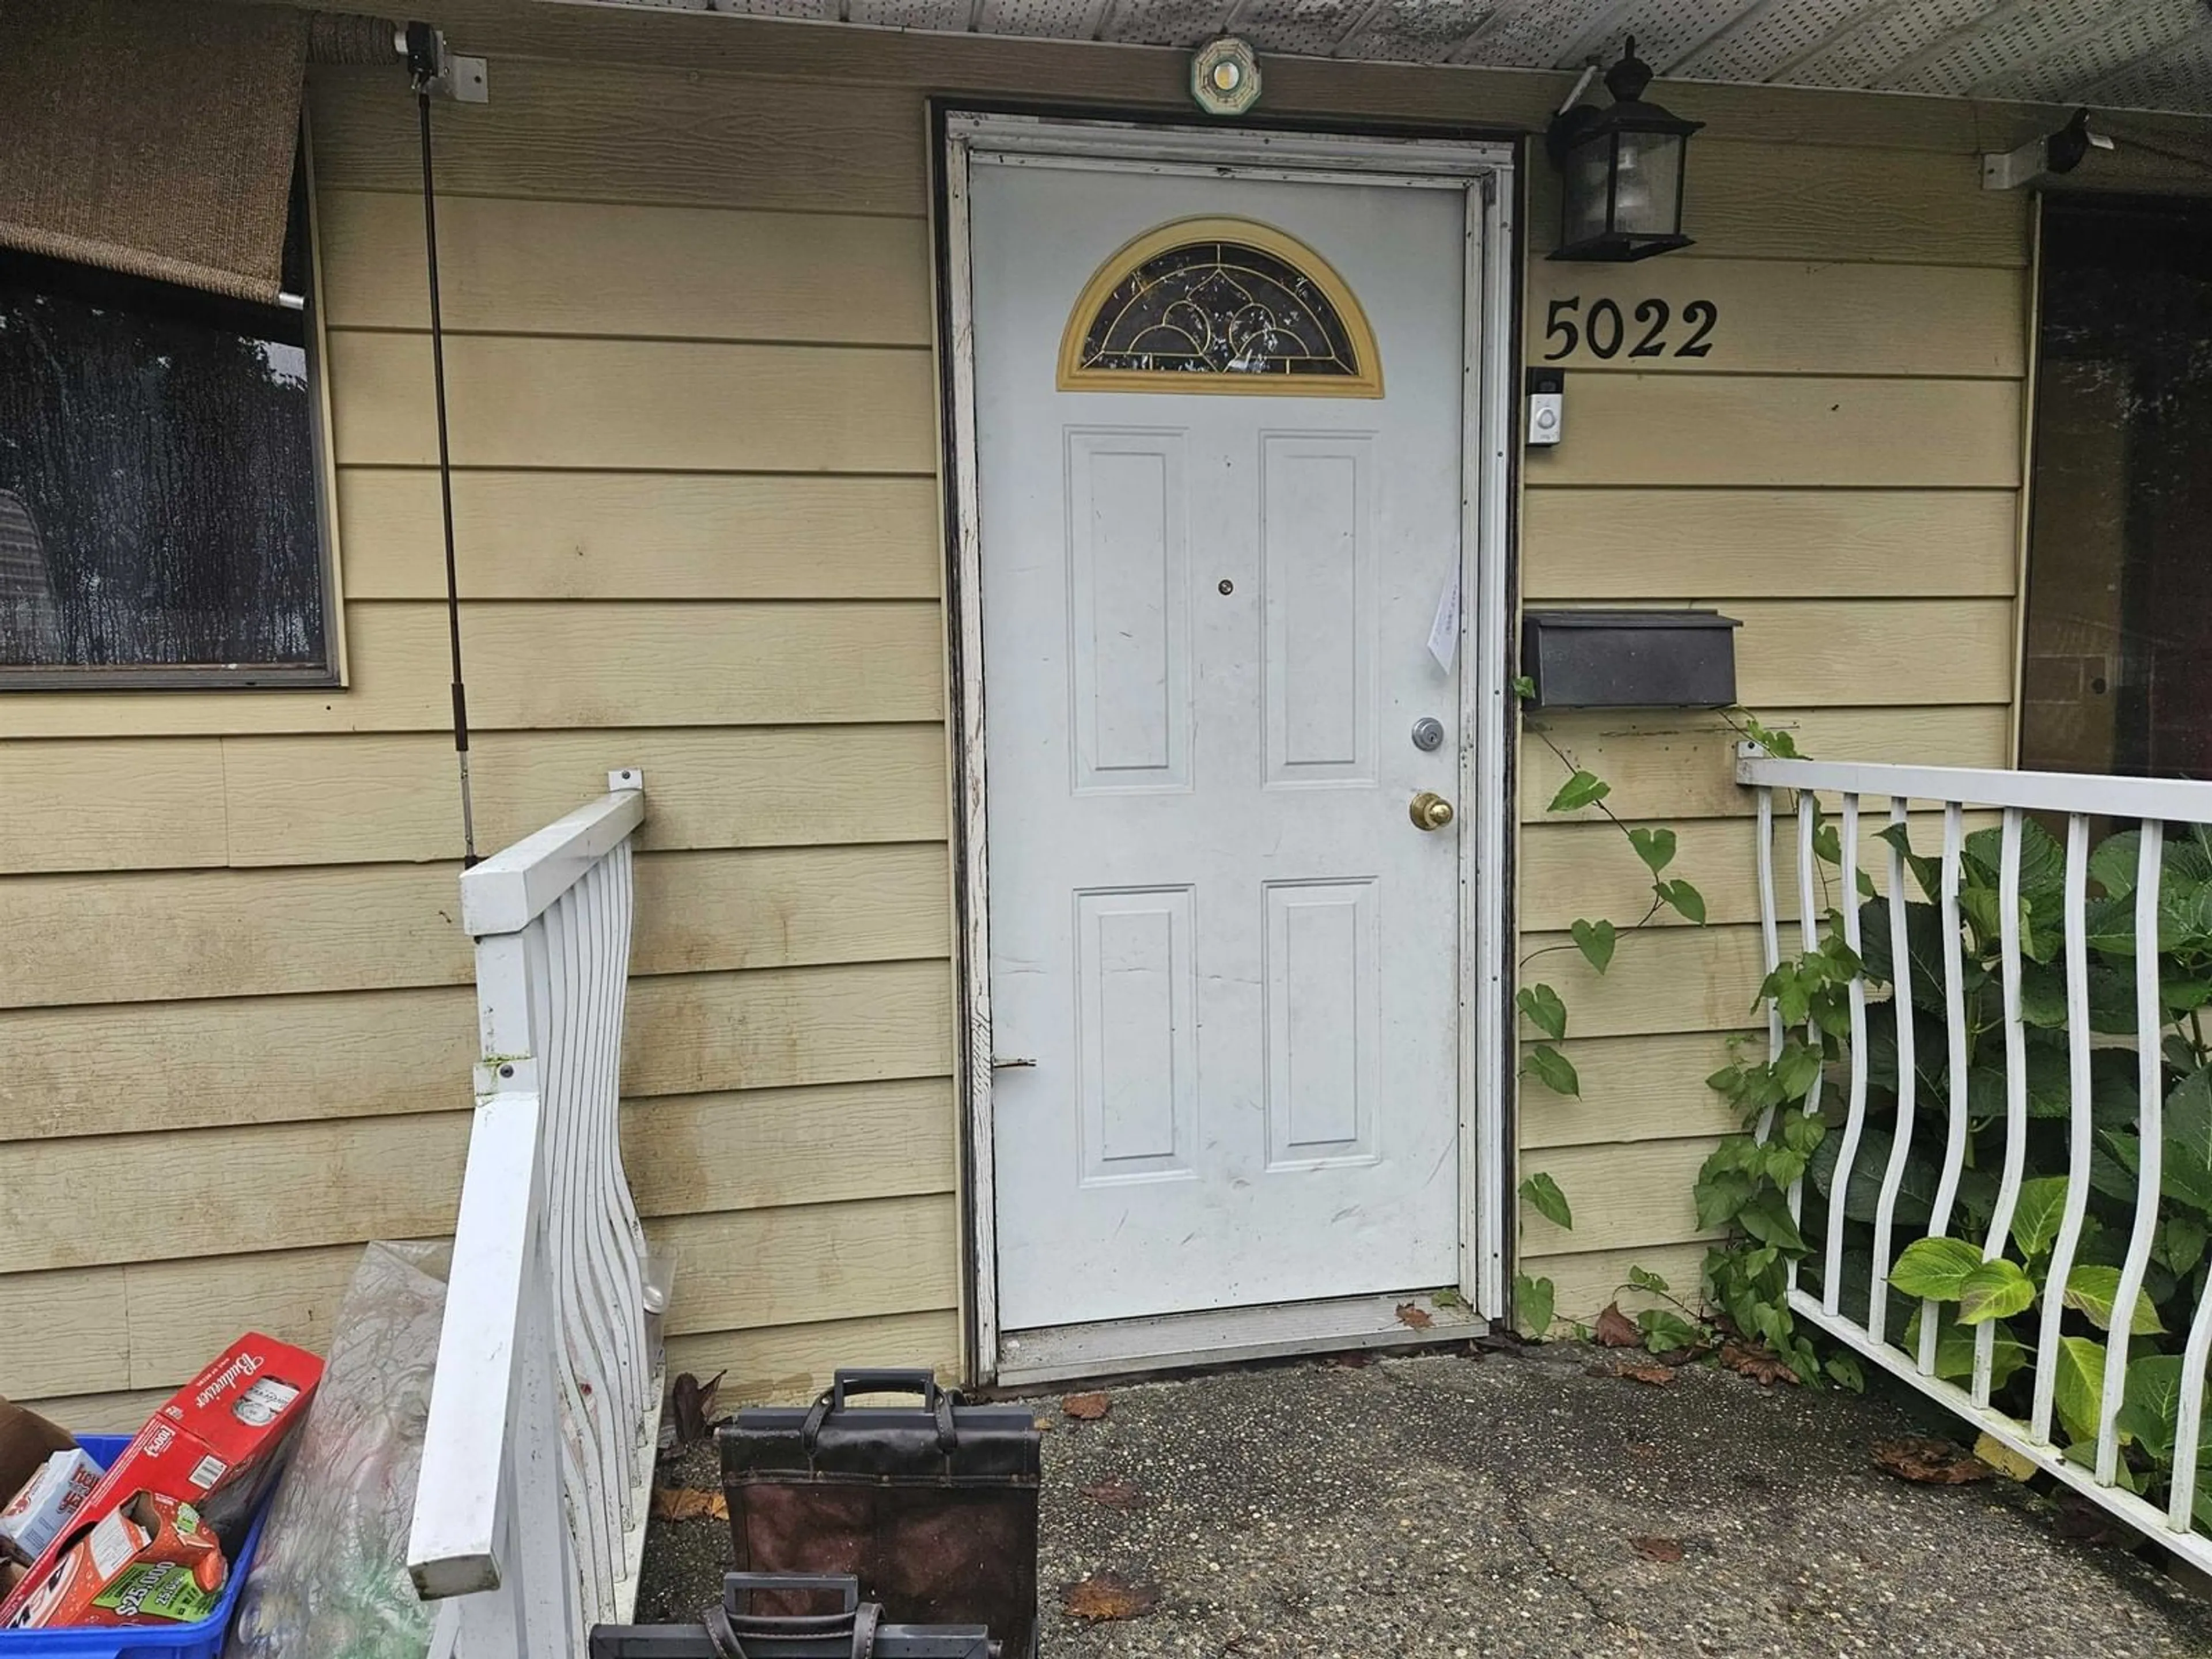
[0,162,332,687]
[2019,194,2212,779]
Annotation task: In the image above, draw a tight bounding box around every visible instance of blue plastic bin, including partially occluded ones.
[0,1435,271,1659]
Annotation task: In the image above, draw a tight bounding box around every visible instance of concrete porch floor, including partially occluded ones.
[636,1343,2212,1656]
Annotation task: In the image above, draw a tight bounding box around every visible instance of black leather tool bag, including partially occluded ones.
[719,1370,1040,1659]
[588,1573,995,1658]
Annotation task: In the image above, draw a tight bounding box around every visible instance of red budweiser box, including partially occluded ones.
[0,1334,320,1627]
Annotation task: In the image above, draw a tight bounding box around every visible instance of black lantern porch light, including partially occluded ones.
[1546,38,1702,262]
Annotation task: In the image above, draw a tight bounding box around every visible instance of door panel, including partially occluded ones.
[972,160,1469,1333]
[1074,885,1198,1183]
[1262,434,1376,786]
[1263,877,1379,1168]
[1066,430,1190,791]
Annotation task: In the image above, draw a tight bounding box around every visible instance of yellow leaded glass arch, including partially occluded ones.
[1057,217,1383,397]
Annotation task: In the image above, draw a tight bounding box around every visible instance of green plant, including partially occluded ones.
[1508,700,1879,1388]
[1510,685,1716,1340]
[1698,925,1868,1387]
[1710,809,2212,1513]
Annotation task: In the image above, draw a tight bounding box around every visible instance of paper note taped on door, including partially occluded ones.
[1427,565,1460,673]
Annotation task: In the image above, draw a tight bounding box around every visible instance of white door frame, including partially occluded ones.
[941,109,1518,1384]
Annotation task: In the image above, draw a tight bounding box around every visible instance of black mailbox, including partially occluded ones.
[1521,609,1740,710]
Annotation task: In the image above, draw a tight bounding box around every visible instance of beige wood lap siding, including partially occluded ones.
[0,30,965,1428]
[0,0,2047,1415]
[1516,145,2029,1320]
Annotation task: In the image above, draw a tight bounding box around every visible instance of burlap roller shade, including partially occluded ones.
[0,1,401,305]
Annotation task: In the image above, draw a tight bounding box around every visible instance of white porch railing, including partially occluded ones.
[1739,749,2212,1573]
[407,770,665,1657]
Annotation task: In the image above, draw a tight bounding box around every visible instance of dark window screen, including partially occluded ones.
[0,171,328,684]
[2020,195,2212,778]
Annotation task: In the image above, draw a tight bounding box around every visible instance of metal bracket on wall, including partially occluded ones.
[1983,108,2111,190]
[435,54,490,103]
[406,21,491,103]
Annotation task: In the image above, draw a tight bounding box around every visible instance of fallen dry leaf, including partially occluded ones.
[1618,1362,1677,1387]
[1630,1536,1685,1563]
[1062,1571,1161,1622]
[1395,1302,1434,1331]
[1062,1392,1112,1421]
[668,1369,728,1450]
[650,1486,728,1523]
[1081,1476,1148,1511]
[1872,1437,1993,1486]
[1972,1432,2036,1483]
[1033,1416,1056,1432]
[1593,1303,1641,1349]
[1719,1339,1800,1386]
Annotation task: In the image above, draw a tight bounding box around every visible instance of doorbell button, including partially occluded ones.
[1525,366,1565,448]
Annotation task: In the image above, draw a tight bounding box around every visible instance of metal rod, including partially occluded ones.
[417,81,479,867]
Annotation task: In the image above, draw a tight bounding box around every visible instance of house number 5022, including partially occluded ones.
[1543,296,1717,361]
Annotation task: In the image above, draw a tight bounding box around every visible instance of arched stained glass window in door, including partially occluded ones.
[1057,217,1382,397]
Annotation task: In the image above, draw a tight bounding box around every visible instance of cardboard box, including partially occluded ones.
[0,1334,320,1626]
[3,1493,225,1630]
[0,1401,74,1517]
[0,1448,101,1565]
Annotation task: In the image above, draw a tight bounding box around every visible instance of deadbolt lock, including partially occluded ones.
[1410,791,1456,832]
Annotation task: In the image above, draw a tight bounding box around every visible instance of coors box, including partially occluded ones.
[0,1334,320,1627]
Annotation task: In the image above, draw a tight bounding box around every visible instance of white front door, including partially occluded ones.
[971,153,1474,1342]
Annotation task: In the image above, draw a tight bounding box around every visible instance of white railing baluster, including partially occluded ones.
[2172,1236,2212,1531]
[1754,783,1784,1142]
[584,854,646,1513]
[2101,821,2166,1486]
[411,772,661,1657]
[1921,800,1971,1377]
[1826,794,1869,1318]
[563,868,622,1508]
[1737,751,2212,1575]
[566,863,632,1518]
[1786,792,1823,1297]
[1867,796,1918,1347]
[2033,813,2096,1445]
[595,843,654,1590]
[546,880,619,1611]
[577,857,644,1499]
[1976,807,2031,1408]
[604,844,651,1431]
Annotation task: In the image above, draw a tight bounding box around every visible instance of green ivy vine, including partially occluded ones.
[1509,691,1858,1382]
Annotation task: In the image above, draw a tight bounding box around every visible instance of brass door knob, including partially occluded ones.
[1410,791,1456,831]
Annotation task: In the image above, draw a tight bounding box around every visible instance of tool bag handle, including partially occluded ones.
[800,1369,960,1453]
[704,1601,881,1658]
[726,1573,861,1615]
[707,1575,881,1657]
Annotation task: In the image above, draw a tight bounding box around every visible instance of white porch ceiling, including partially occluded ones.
[551,0,2212,115]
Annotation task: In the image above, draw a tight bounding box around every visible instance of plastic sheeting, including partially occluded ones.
[222,1242,450,1659]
